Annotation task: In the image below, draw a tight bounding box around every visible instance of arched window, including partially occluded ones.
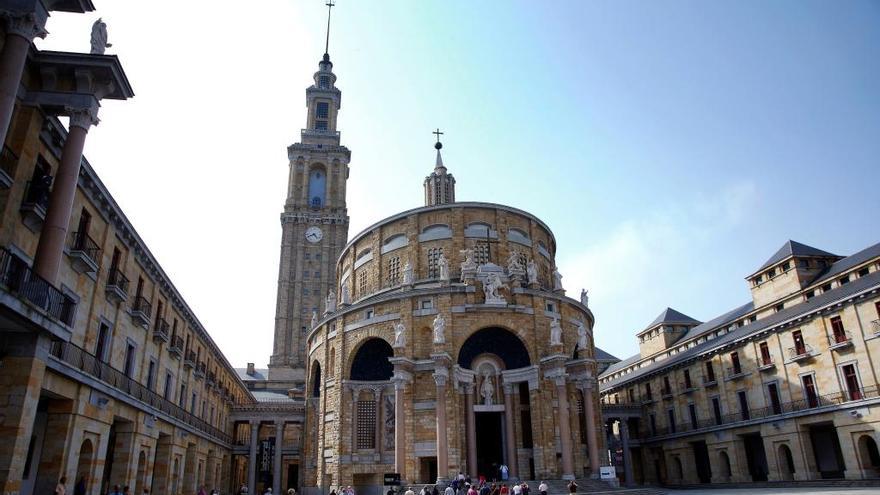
[351,339,394,380]
[310,362,322,398]
[308,167,326,208]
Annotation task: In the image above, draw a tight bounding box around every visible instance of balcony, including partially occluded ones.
[660,388,673,400]
[0,247,77,327]
[679,382,698,394]
[828,330,853,351]
[788,344,817,363]
[194,361,206,380]
[757,357,776,372]
[702,376,718,387]
[19,178,51,233]
[168,335,183,359]
[130,296,152,329]
[725,366,749,381]
[105,268,129,304]
[152,318,170,344]
[66,231,101,274]
[0,145,16,188]
[206,371,217,389]
[184,350,196,369]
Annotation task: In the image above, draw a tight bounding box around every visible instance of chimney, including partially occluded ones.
[246,362,255,376]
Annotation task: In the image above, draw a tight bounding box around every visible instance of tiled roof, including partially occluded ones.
[646,307,702,329]
[599,269,880,392]
[234,368,269,381]
[809,242,880,286]
[601,353,641,376]
[594,346,620,362]
[755,240,838,273]
[252,390,297,403]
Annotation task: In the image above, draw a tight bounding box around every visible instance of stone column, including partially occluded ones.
[433,368,449,484]
[0,11,46,149]
[247,421,258,495]
[393,379,407,479]
[464,384,477,478]
[33,107,99,283]
[554,377,575,480]
[620,420,634,486]
[273,421,283,495]
[579,382,600,478]
[502,383,518,480]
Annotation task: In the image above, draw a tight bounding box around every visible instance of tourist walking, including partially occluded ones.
[110,485,123,495]
[55,476,67,495]
[404,488,415,495]
[537,482,547,495]
[567,480,577,494]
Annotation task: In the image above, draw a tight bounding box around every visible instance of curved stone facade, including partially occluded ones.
[301,203,603,489]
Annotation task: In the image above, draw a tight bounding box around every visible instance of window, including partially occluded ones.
[146,359,157,391]
[667,409,676,433]
[705,361,716,383]
[613,394,619,404]
[357,270,367,297]
[420,299,433,310]
[179,384,186,408]
[792,330,806,356]
[123,343,136,377]
[830,316,847,343]
[191,392,197,413]
[688,403,698,428]
[683,369,692,389]
[387,256,400,286]
[737,391,749,420]
[314,120,328,131]
[308,168,326,207]
[822,283,832,292]
[364,309,374,319]
[315,102,329,119]
[356,398,376,449]
[662,376,671,395]
[712,397,722,425]
[858,267,870,277]
[840,275,850,285]
[731,352,742,375]
[546,302,556,313]
[163,372,173,401]
[782,261,791,271]
[427,247,444,278]
[802,374,818,407]
[95,323,111,362]
[627,388,634,403]
[649,414,657,435]
[644,382,652,400]
[474,243,489,265]
[806,290,815,300]
[767,383,781,415]
[842,364,862,401]
[759,342,771,366]
[775,303,784,313]
[318,75,330,88]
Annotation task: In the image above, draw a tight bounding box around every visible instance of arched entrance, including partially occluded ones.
[350,338,393,380]
[672,456,683,483]
[718,451,732,482]
[458,328,531,481]
[858,435,880,478]
[134,450,147,495]
[76,439,94,491]
[777,444,795,481]
[310,361,322,398]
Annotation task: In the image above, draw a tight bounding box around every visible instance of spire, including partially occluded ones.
[424,129,455,206]
[323,0,335,61]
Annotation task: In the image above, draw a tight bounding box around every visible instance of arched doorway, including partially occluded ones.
[458,328,531,481]
[134,450,147,495]
[75,439,94,492]
[350,338,393,380]
[718,451,732,482]
[858,435,880,478]
[777,444,795,481]
[310,361,322,398]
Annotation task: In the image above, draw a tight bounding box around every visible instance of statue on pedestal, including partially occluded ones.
[460,248,478,282]
[480,372,495,405]
[483,272,508,305]
[90,18,112,55]
[393,322,406,348]
[438,253,450,282]
[526,259,538,285]
[580,288,589,307]
[310,310,318,329]
[576,319,588,351]
[402,261,414,286]
[432,314,446,344]
[325,290,336,314]
[549,317,562,346]
[340,284,351,305]
[552,267,564,291]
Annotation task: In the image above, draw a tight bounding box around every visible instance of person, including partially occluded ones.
[444,485,454,495]
[499,485,508,495]
[110,485,123,495]
[55,476,67,495]
[467,485,477,495]
[123,486,130,495]
[404,488,415,495]
[329,489,337,495]
[489,484,499,495]
[478,484,489,495]
[210,490,217,495]
[431,486,439,495]
[511,484,521,495]
[240,484,248,495]
[288,489,296,495]
[520,483,529,495]
[567,480,577,494]
[537,482,547,495]
[263,488,272,495]
[387,487,396,495]
[198,486,207,495]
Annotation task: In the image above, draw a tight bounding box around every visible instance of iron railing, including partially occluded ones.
[0,247,76,325]
[153,318,170,342]
[169,335,184,358]
[68,231,101,262]
[132,296,152,318]
[829,330,852,346]
[788,343,815,360]
[107,268,129,294]
[48,340,231,443]
[22,178,51,209]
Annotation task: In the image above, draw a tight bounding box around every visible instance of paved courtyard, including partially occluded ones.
[662,488,880,495]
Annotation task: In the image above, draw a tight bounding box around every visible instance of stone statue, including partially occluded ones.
[480,372,495,405]
[393,322,406,348]
[507,251,523,273]
[432,314,446,344]
[402,261,414,285]
[576,319,588,351]
[549,317,562,346]
[460,248,478,281]
[325,290,336,314]
[483,272,508,305]
[580,288,589,307]
[90,18,112,55]
[310,310,318,329]
[526,259,538,285]
[437,253,450,281]
[552,267,564,291]
[340,284,351,305]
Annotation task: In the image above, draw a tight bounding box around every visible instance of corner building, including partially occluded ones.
[301,142,604,490]
[599,240,880,486]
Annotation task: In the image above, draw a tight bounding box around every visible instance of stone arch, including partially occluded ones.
[858,434,880,477]
[777,444,795,480]
[718,450,732,481]
[457,327,531,370]
[75,439,94,489]
[308,163,327,208]
[310,361,322,398]
[350,338,394,380]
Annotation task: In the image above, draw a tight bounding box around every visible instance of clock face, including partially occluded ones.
[305,226,323,243]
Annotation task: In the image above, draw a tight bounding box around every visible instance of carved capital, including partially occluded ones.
[502,382,514,395]
[433,367,449,387]
[2,11,48,40]
[66,106,100,131]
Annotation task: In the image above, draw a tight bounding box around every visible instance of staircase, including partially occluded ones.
[517,479,665,495]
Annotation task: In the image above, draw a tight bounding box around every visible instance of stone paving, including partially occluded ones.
[662,488,880,494]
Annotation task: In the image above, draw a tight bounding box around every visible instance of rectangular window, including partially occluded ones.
[123,343,136,377]
[737,391,749,420]
[802,374,818,408]
[314,120,328,131]
[858,267,870,277]
[387,256,400,286]
[822,283,832,292]
[474,243,489,265]
[319,75,330,89]
[146,359,157,391]
[705,361,716,383]
[316,102,329,119]
[712,397,722,425]
[667,409,676,433]
[627,388,634,403]
[842,364,862,401]
[520,410,533,447]
[731,352,742,375]
[793,330,806,356]
[191,392,197,413]
[688,403,698,428]
[420,299,433,310]
[357,270,367,297]
[179,384,186,408]
[767,382,781,415]
[427,247,444,278]
[644,382,652,400]
[356,399,377,449]
[662,376,671,395]
[840,275,850,285]
[649,414,656,435]
[830,316,847,343]
[775,303,785,313]
[163,372,173,401]
[759,342,771,366]
[95,323,111,362]
[683,369,692,389]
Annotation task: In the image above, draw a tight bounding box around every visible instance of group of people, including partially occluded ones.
[239,484,298,495]
[388,473,564,495]
[55,477,160,495]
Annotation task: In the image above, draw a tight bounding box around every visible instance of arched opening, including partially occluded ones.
[457,327,531,370]
[134,450,147,495]
[777,444,795,481]
[858,435,880,478]
[308,166,326,208]
[718,450,732,481]
[75,439,94,492]
[350,339,393,380]
[310,361,322,398]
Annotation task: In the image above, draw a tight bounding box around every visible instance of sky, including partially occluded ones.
[36,1,880,367]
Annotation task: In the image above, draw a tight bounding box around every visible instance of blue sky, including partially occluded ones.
[39,1,880,366]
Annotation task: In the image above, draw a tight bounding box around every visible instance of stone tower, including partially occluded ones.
[423,140,455,206]
[269,52,350,383]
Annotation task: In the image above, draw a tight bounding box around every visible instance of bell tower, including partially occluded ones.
[269,7,350,383]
